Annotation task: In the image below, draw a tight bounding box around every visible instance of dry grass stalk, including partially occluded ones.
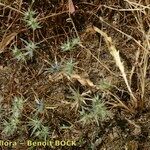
[127,1,150,103]
[93,26,138,108]
[90,14,149,54]
[140,31,149,100]
[0,32,17,53]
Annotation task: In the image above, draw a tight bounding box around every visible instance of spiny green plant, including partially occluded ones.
[12,96,24,111]
[35,126,49,141]
[34,97,45,115]
[28,95,49,140]
[28,117,42,135]
[68,87,86,111]
[45,60,62,74]
[63,59,76,76]
[92,95,110,124]
[45,58,77,76]
[12,45,26,62]
[61,38,80,52]
[22,39,38,59]
[12,39,38,62]
[28,117,49,140]
[23,8,41,30]
[79,108,92,125]
[79,95,111,126]
[2,96,24,137]
[2,119,19,137]
[98,80,111,90]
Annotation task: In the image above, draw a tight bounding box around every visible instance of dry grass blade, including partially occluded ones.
[93,26,137,108]
[89,14,149,54]
[107,91,132,112]
[68,0,75,14]
[71,74,96,87]
[0,32,17,54]
[140,32,150,100]
[129,49,140,85]
[0,2,23,14]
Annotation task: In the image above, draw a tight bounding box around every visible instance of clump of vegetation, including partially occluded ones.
[12,39,38,62]
[79,95,111,126]
[2,97,24,137]
[27,95,50,140]
[45,59,62,74]
[12,45,26,62]
[68,87,86,111]
[61,38,80,52]
[28,117,49,140]
[23,9,41,30]
[63,59,76,76]
[98,80,112,90]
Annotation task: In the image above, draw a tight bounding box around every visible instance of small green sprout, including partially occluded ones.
[34,97,44,114]
[24,9,41,30]
[79,95,110,126]
[22,39,38,59]
[68,87,86,111]
[63,59,76,75]
[79,108,92,125]
[12,46,26,62]
[45,61,62,74]
[12,39,38,62]
[61,38,80,52]
[24,9,36,20]
[92,95,110,125]
[35,126,49,140]
[28,117,49,140]
[12,97,24,112]
[28,117,43,136]
[2,97,24,137]
[2,119,19,136]
[98,80,111,90]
